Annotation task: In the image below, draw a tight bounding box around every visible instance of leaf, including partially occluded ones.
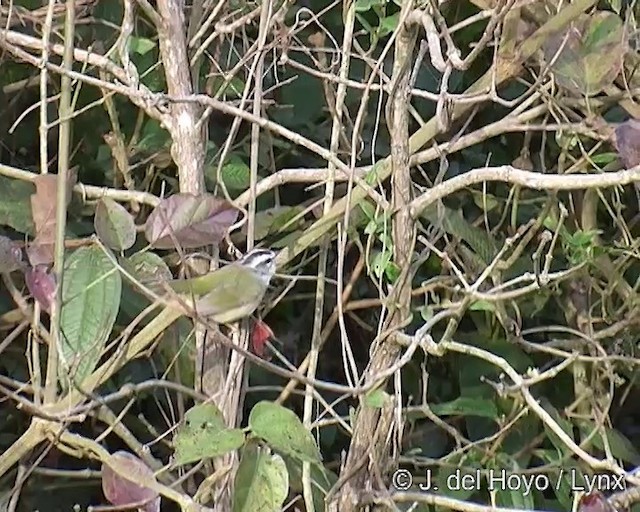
[421,205,498,264]
[173,403,245,465]
[578,492,618,512]
[24,265,56,313]
[219,157,251,190]
[94,198,137,251]
[129,36,156,56]
[378,13,400,38]
[233,442,289,512]
[430,397,498,419]
[59,245,122,389]
[248,401,322,465]
[251,319,274,358]
[540,401,575,457]
[354,0,386,11]
[0,176,34,235]
[144,193,239,249]
[0,236,25,273]
[543,12,625,96]
[364,388,389,409]
[578,420,640,464]
[102,451,160,512]
[121,251,172,286]
[138,118,171,153]
[27,171,77,266]
[614,119,640,169]
[253,206,304,241]
[283,455,337,512]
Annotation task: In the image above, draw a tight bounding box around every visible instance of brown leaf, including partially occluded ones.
[144,193,239,249]
[0,235,25,273]
[27,171,77,266]
[543,12,626,96]
[102,451,160,512]
[614,118,640,168]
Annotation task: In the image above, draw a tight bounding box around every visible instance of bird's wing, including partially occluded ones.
[194,268,265,317]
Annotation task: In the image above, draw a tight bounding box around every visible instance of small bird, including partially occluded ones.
[166,248,277,324]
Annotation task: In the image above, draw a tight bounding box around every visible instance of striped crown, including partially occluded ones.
[237,248,277,284]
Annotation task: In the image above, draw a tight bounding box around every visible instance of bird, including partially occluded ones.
[166,248,277,324]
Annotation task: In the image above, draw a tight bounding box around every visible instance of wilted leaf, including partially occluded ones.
[94,198,136,251]
[27,171,77,266]
[24,265,56,313]
[102,451,160,512]
[59,245,122,389]
[233,442,289,512]
[614,119,640,168]
[145,194,239,249]
[248,401,322,465]
[174,403,245,465]
[0,236,25,273]
[543,12,626,96]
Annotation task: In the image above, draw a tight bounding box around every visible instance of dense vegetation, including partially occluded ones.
[1,1,640,511]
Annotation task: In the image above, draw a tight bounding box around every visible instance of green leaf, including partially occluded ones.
[578,420,640,465]
[0,176,34,235]
[174,403,245,465]
[421,205,498,264]
[370,249,393,280]
[248,401,322,465]
[354,0,386,11]
[378,13,399,37]
[218,157,251,190]
[129,36,156,56]
[253,206,304,241]
[284,455,337,512]
[364,388,389,409]
[430,397,498,419]
[94,198,136,251]
[469,299,495,312]
[137,119,171,153]
[59,246,122,389]
[543,12,625,96]
[540,401,575,457]
[233,442,289,512]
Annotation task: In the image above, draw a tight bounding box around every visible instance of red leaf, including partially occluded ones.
[24,265,56,313]
[144,193,239,249]
[251,319,274,358]
[102,451,160,512]
[578,491,617,512]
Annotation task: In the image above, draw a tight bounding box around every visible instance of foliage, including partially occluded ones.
[0,1,639,512]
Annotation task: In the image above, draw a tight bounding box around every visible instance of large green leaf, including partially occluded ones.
[0,176,34,235]
[59,245,122,389]
[248,401,322,465]
[173,403,245,465]
[543,12,625,96]
[234,442,288,512]
[421,204,498,265]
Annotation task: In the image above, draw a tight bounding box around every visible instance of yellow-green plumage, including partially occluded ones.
[165,249,276,324]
